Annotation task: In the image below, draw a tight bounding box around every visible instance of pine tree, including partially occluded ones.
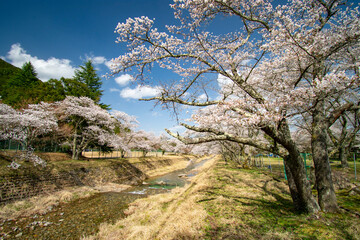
[12,62,39,87]
[74,61,103,103]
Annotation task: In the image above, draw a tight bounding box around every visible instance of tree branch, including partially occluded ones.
[327,102,354,127]
[139,96,219,107]
[165,123,286,156]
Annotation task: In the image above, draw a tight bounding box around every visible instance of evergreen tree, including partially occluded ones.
[74,60,103,103]
[41,79,66,102]
[61,77,91,98]
[11,62,39,87]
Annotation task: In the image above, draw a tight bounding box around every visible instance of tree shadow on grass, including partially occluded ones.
[204,165,360,240]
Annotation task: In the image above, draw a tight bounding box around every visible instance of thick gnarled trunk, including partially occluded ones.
[312,100,339,212]
[265,122,320,213]
[285,150,320,213]
[283,158,300,210]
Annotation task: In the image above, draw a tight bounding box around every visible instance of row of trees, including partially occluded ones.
[0,96,212,168]
[110,0,360,214]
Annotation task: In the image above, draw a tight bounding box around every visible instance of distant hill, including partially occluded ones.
[0,58,18,70]
[0,59,20,94]
[0,59,46,108]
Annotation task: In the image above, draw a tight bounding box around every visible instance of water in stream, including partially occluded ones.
[0,157,210,239]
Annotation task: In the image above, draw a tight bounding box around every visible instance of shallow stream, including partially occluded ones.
[0,157,210,239]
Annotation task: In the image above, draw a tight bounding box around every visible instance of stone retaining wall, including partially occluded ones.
[0,157,185,205]
[0,172,78,204]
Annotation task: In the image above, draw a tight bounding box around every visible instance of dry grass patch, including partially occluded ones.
[144,160,189,178]
[126,155,193,178]
[131,155,212,179]
[0,186,98,220]
[92,183,131,192]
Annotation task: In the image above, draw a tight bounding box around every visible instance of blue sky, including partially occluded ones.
[0,0,184,135]
[4,0,351,135]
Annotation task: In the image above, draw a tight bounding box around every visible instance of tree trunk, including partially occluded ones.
[312,100,339,212]
[283,157,300,210]
[264,122,320,213]
[285,151,320,213]
[74,149,81,160]
[339,146,349,168]
[72,134,77,160]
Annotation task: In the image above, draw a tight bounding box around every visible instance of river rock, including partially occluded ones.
[156,181,166,185]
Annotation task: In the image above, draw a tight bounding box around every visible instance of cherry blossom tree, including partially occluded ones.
[161,137,184,154]
[110,0,360,213]
[173,139,194,155]
[328,108,360,168]
[55,96,127,160]
[111,110,139,157]
[127,130,155,157]
[0,102,57,168]
[190,141,221,156]
[158,133,172,155]
[266,0,360,212]
[0,104,24,143]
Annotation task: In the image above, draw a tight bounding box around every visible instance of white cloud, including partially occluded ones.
[84,54,113,70]
[151,111,163,117]
[104,59,114,70]
[110,88,121,93]
[120,85,162,99]
[115,74,133,86]
[168,125,185,133]
[217,73,233,88]
[5,43,77,81]
[90,56,107,65]
[197,93,207,101]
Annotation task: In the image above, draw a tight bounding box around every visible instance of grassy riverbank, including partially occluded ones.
[85,157,360,240]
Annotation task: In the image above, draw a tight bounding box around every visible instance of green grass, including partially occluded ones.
[199,160,360,240]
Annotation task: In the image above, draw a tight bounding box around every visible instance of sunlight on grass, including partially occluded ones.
[200,160,360,240]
